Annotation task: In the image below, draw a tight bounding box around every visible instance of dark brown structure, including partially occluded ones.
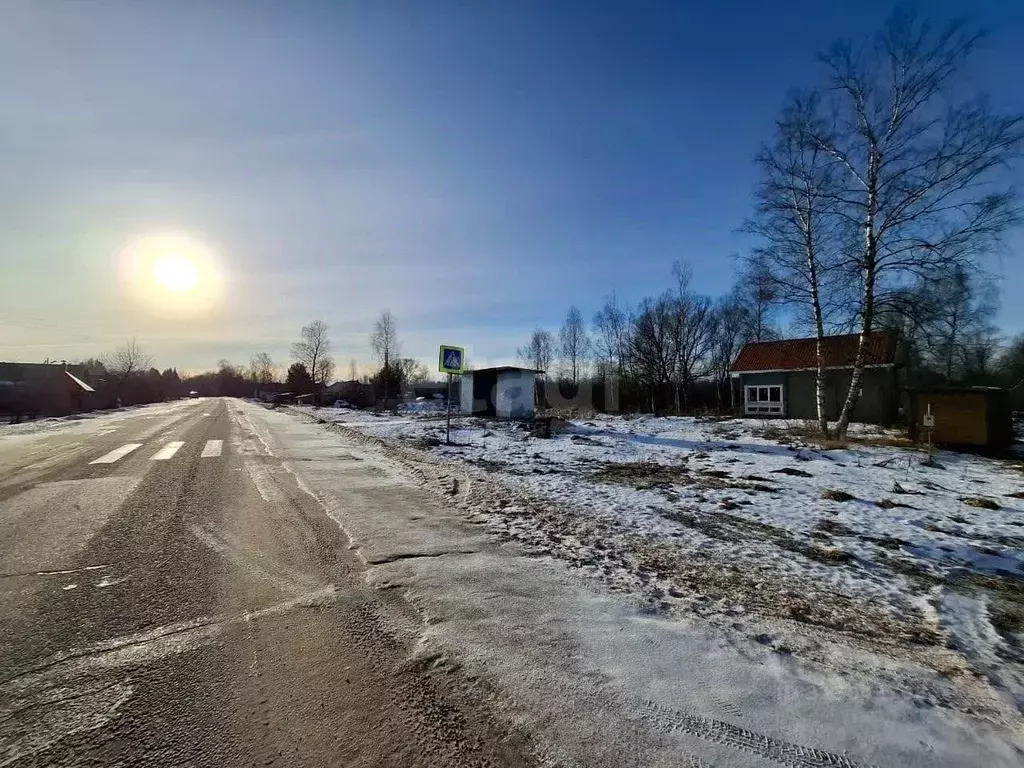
[732,332,903,425]
[907,387,1013,451]
[0,362,98,421]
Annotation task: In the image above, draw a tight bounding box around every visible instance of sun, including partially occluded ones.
[120,232,223,314]
[153,255,199,293]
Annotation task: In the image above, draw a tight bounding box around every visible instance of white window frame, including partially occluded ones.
[744,384,784,416]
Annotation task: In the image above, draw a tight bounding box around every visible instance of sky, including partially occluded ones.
[2,0,1023,376]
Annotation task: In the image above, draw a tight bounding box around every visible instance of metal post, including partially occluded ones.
[446,373,453,445]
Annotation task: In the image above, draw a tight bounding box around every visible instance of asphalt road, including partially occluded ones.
[0,398,530,767]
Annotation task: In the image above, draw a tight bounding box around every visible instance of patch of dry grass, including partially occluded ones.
[960,496,1001,510]
[821,488,856,502]
[771,467,814,478]
[815,517,854,536]
[758,422,913,451]
[876,498,913,510]
[592,461,776,493]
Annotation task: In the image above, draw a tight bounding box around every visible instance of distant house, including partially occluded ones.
[324,379,373,407]
[253,382,288,402]
[460,366,542,419]
[731,332,903,424]
[0,362,98,421]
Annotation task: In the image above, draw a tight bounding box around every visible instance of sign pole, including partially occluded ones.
[446,373,453,445]
[438,344,464,446]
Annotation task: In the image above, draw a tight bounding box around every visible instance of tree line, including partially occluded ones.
[204,312,431,405]
[88,310,439,408]
[518,9,1023,439]
[517,260,780,415]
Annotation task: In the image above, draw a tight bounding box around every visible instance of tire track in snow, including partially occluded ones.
[642,700,880,768]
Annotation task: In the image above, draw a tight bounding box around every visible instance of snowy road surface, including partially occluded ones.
[3,398,1022,767]
[0,398,528,767]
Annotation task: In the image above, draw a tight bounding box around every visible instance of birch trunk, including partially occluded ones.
[802,195,829,438]
[836,146,880,439]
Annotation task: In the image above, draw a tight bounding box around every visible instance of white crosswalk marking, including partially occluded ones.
[150,441,185,461]
[89,443,143,465]
[201,440,223,458]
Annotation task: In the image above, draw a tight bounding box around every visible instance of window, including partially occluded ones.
[745,385,784,416]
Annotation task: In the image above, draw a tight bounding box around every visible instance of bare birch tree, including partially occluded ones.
[250,352,275,386]
[710,293,750,407]
[291,320,333,403]
[370,310,400,401]
[809,10,1023,437]
[745,93,848,436]
[909,266,999,382]
[516,329,554,372]
[399,358,430,387]
[629,295,678,413]
[671,263,717,412]
[592,292,630,379]
[559,305,590,385]
[734,261,779,341]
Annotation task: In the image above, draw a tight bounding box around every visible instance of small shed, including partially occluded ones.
[907,387,1013,452]
[460,366,542,419]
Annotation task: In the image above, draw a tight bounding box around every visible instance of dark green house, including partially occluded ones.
[731,332,903,425]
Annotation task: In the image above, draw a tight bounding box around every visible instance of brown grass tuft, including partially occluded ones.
[821,488,856,502]
[960,496,1000,510]
[876,498,912,510]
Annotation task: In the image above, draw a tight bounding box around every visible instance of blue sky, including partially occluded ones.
[1,1,1022,374]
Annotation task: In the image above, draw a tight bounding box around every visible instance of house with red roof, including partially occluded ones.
[731,331,904,424]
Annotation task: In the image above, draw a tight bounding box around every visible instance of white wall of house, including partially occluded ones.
[459,372,474,415]
[496,370,536,419]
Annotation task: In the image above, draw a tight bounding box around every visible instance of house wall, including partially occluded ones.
[737,372,787,416]
[495,371,535,419]
[824,368,899,425]
[738,372,786,388]
[459,373,474,415]
[739,367,900,425]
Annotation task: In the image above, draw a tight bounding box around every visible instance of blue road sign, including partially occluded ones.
[438,345,465,374]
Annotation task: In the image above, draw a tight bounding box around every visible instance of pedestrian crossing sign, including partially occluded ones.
[438,345,465,374]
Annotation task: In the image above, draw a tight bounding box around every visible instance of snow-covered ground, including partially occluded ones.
[290,404,1024,717]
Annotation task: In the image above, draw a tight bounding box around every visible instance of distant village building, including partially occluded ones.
[324,379,374,408]
[0,362,98,421]
[460,366,542,419]
[731,332,903,425]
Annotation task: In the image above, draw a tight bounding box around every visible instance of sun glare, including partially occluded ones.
[121,233,223,314]
[153,256,199,293]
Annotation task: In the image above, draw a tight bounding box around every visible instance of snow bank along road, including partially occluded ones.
[0,398,530,767]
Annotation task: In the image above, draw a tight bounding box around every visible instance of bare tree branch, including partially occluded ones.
[292,320,333,403]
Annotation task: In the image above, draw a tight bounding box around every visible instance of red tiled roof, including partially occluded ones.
[732,332,899,373]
